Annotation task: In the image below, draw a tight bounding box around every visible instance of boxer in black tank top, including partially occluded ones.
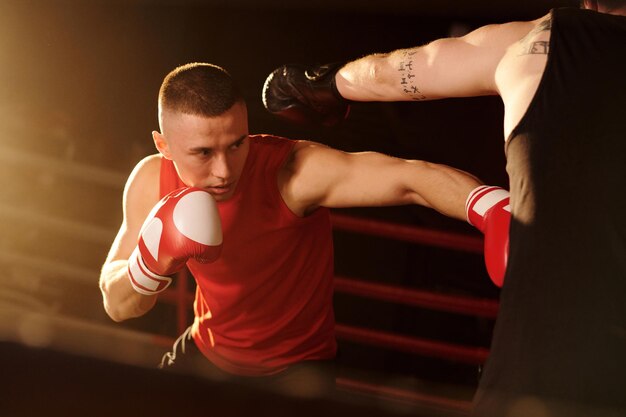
[474,8,626,416]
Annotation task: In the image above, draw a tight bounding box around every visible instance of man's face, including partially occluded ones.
[155,101,250,202]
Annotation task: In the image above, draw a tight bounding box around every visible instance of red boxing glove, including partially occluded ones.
[128,187,223,295]
[465,186,511,287]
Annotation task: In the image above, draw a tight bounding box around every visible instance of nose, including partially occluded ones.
[211,152,231,181]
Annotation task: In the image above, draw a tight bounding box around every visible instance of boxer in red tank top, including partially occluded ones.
[100,63,493,393]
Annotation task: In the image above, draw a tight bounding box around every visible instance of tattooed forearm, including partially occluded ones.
[398,49,426,101]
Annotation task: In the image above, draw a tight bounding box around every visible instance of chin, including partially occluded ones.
[211,192,234,202]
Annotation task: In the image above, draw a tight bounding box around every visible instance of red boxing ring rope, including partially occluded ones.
[330,212,484,253]
[334,276,498,319]
[335,324,489,365]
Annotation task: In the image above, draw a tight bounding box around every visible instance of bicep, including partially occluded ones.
[283,143,424,214]
[402,23,532,99]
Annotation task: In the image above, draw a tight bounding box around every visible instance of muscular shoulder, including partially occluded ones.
[279,140,326,192]
[495,13,552,131]
[124,154,161,211]
[463,19,538,48]
[514,13,552,55]
[288,140,328,159]
[279,140,344,216]
[495,14,550,84]
[421,17,542,96]
[282,140,339,178]
[462,18,546,75]
[131,153,161,178]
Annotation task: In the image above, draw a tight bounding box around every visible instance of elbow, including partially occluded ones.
[103,298,151,323]
[101,293,130,323]
[98,265,157,323]
[99,277,133,323]
[103,303,128,323]
[368,55,398,99]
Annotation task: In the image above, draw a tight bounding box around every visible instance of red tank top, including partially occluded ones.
[160,134,336,376]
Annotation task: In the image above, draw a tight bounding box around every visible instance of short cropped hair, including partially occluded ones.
[158,63,244,117]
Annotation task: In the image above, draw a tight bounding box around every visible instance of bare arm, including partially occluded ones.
[279,141,482,220]
[99,155,161,322]
[335,20,535,102]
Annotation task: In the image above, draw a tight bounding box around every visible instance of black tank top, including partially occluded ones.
[473,8,626,417]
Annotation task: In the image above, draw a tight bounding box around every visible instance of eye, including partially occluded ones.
[230,136,247,150]
[192,148,211,157]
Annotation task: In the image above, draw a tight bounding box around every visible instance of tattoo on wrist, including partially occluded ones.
[399,49,426,101]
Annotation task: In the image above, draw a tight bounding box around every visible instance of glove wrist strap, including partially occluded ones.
[305,62,346,101]
[466,185,510,230]
[127,246,172,295]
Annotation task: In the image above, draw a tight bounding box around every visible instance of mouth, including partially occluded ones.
[205,182,233,196]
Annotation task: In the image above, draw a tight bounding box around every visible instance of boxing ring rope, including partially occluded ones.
[334,276,498,319]
[329,212,484,254]
[335,323,489,365]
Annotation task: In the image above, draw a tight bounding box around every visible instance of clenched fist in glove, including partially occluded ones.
[262,62,350,127]
[128,187,223,295]
[466,185,511,287]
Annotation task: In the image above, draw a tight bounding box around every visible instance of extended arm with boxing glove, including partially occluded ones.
[127,187,223,295]
[465,185,511,287]
[262,62,350,127]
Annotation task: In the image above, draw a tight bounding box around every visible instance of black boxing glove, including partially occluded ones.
[262,63,350,127]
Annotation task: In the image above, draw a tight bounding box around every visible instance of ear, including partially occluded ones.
[153,131,172,160]
[582,0,599,11]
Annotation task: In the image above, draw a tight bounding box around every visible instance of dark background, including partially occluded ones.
[0,0,576,414]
